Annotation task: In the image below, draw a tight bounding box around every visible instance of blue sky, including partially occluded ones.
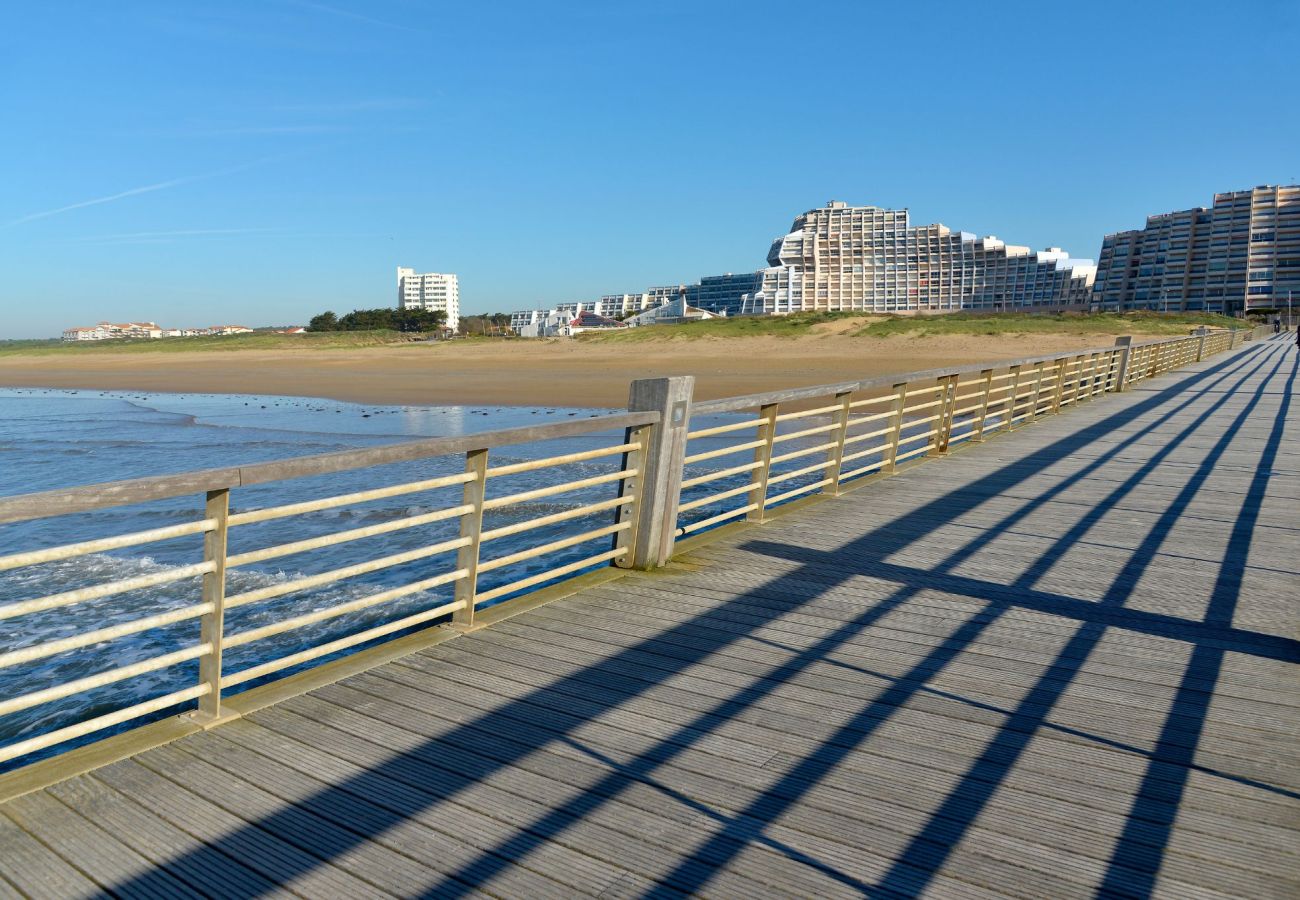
[2,1,1295,338]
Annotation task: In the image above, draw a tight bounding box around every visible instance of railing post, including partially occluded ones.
[626,376,694,569]
[613,423,652,568]
[885,383,908,472]
[1026,362,1046,425]
[826,391,853,496]
[1050,357,1069,415]
[746,403,779,523]
[1004,365,1022,431]
[452,448,489,627]
[1112,336,1133,391]
[1071,355,1089,406]
[929,376,957,456]
[970,369,994,442]
[196,488,229,723]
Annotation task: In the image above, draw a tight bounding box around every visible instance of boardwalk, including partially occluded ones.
[1,336,1297,898]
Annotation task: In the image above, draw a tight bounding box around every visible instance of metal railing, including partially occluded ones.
[0,327,1252,768]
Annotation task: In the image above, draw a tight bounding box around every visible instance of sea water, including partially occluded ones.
[0,387,829,769]
[0,388,652,766]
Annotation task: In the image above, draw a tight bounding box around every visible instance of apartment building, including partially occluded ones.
[695,273,763,316]
[1093,185,1300,314]
[751,202,1095,314]
[397,267,461,323]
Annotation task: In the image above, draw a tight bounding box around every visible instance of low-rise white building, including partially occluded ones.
[397,267,460,324]
[625,295,722,328]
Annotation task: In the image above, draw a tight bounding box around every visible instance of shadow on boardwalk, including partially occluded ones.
[101,339,1299,898]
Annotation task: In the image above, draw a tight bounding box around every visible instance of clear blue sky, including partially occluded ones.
[2,1,1295,338]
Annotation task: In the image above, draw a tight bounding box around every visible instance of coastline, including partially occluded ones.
[0,332,1136,409]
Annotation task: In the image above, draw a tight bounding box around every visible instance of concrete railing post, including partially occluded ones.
[1194,327,1208,362]
[1112,336,1134,392]
[625,376,694,569]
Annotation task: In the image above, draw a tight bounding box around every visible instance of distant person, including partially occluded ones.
[1274,316,1282,333]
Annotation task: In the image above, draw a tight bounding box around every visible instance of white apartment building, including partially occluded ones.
[397,267,460,324]
[752,202,1096,314]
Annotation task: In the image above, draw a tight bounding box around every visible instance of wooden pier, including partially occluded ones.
[0,331,1296,897]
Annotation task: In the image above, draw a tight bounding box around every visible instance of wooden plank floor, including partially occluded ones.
[2,337,1297,899]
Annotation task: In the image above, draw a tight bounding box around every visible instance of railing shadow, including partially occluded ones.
[99,340,1298,898]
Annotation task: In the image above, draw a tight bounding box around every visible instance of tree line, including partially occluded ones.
[307,308,447,332]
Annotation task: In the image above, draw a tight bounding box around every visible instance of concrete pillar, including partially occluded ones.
[1112,336,1134,392]
[625,376,694,569]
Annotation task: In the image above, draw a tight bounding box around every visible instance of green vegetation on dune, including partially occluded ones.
[0,330,418,356]
[855,311,1243,338]
[578,310,1245,343]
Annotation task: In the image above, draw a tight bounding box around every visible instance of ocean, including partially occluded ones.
[2,387,736,767]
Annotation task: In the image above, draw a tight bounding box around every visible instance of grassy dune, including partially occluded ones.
[581,310,1244,343]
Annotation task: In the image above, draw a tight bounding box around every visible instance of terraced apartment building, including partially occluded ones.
[749,201,1096,314]
[1093,185,1300,315]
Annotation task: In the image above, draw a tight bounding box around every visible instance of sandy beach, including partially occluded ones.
[0,331,1135,409]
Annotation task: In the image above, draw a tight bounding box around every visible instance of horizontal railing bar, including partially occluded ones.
[839,458,888,482]
[473,547,628,605]
[683,439,767,466]
[232,412,660,487]
[845,408,896,427]
[691,334,1224,415]
[769,421,840,444]
[0,561,216,623]
[847,395,893,410]
[692,381,862,415]
[765,458,836,488]
[477,522,629,574]
[224,570,468,649]
[479,495,633,542]
[0,644,211,719]
[896,428,939,447]
[843,426,893,447]
[225,536,470,609]
[0,685,209,766]
[228,472,476,526]
[485,442,640,479]
[481,468,636,511]
[0,603,214,671]
[764,477,833,508]
[773,402,845,422]
[679,460,763,489]
[768,439,839,467]
[903,386,944,399]
[895,444,933,463]
[0,520,216,574]
[678,482,756,513]
[679,503,756,535]
[686,418,763,440]
[839,441,892,465]
[227,504,474,568]
[0,412,661,526]
[901,398,944,413]
[220,599,467,689]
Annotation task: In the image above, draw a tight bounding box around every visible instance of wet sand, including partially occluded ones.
[0,332,1132,409]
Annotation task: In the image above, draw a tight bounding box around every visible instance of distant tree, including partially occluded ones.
[307,311,338,332]
[304,307,449,334]
[393,308,447,333]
